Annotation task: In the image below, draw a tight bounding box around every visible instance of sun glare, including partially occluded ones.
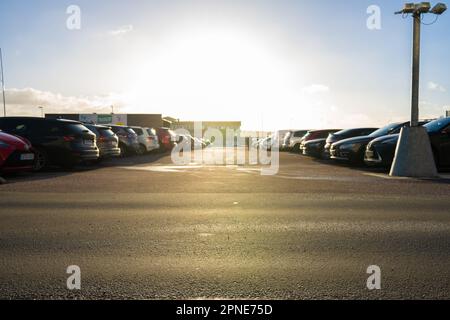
[122,28,308,129]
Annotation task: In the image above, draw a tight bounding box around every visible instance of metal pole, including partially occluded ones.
[411,12,421,127]
[0,48,6,117]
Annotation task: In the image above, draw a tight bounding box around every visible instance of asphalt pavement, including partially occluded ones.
[0,150,449,299]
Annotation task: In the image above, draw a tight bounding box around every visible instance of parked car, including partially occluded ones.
[302,138,328,158]
[157,127,177,152]
[0,130,35,173]
[85,124,121,160]
[330,122,410,164]
[0,117,99,170]
[323,128,379,159]
[177,134,208,150]
[365,118,450,168]
[251,137,266,149]
[275,130,290,149]
[146,127,162,149]
[130,126,160,154]
[284,130,309,152]
[109,125,140,156]
[258,136,274,150]
[299,129,341,154]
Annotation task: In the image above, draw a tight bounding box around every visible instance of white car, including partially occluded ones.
[131,126,160,154]
[286,130,310,152]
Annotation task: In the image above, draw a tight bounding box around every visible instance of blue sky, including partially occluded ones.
[0,0,449,130]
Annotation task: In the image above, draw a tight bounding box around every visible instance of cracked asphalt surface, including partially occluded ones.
[0,150,449,299]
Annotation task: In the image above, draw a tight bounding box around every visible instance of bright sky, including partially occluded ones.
[0,0,449,130]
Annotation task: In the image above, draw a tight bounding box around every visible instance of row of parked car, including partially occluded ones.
[0,117,179,174]
[277,117,450,169]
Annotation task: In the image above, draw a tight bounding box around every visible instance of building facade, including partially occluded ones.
[170,121,242,137]
[45,113,163,129]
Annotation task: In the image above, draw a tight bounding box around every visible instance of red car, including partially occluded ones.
[0,131,35,173]
[156,127,177,152]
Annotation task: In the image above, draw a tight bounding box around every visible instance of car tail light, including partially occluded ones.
[98,136,107,142]
[63,135,76,142]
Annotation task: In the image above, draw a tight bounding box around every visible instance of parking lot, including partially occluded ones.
[1,149,450,299]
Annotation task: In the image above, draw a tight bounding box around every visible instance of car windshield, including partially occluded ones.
[294,131,306,137]
[334,129,365,137]
[98,128,116,137]
[85,126,99,135]
[424,118,450,133]
[125,128,137,135]
[132,128,143,135]
[64,123,90,134]
[369,123,402,138]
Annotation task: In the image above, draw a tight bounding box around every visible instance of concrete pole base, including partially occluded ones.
[390,126,438,178]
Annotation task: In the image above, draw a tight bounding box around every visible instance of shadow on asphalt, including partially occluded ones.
[100,151,169,167]
[1,151,171,185]
[289,151,450,181]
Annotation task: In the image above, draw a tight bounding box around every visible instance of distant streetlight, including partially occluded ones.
[390,2,447,178]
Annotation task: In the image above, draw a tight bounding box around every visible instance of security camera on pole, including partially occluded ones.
[390,2,447,178]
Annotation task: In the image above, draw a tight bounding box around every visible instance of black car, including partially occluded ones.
[323,128,378,159]
[302,138,328,158]
[85,124,121,160]
[365,118,450,168]
[0,117,99,170]
[109,125,140,156]
[330,122,410,164]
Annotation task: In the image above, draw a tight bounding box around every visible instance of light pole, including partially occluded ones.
[390,2,447,178]
[395,2,447,126]
[0,48,6,117]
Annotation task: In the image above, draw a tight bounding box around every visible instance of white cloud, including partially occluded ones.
[427,81,446,92]
[109,25,134,36]
[301,84,330,94]
[3,88,127,117]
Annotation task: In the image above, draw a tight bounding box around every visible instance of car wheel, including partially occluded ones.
[137,144,147,155]
[293,144,301,153]
[119,144,128,157]
[33,148,48,172]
